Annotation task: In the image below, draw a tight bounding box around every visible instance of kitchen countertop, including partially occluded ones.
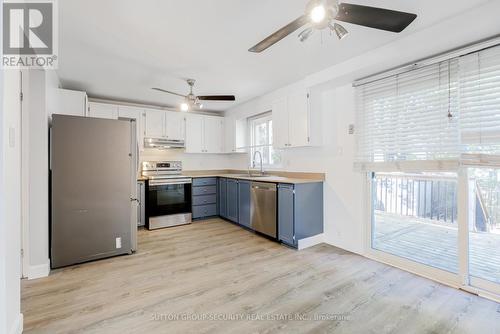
[138,170,325,184]
[183,172,324,184]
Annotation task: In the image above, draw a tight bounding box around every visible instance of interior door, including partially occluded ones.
[272,98,289,149]
[165,111,185,141]
[288,90,310,147]
[204,117,223,153]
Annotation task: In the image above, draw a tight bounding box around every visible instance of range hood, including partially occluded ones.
[144,137,185,150]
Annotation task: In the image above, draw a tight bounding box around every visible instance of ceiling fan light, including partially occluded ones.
[180,102,189,112]
[333,23,348,40]
[310,5,326,23]
[298,28,314,42]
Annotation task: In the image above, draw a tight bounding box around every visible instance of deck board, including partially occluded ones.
[374,212,500,283]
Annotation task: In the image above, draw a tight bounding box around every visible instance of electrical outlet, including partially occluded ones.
[348,124,355,135]
[115,237,122,249]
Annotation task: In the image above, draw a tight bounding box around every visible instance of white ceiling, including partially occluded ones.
[58,0,491,112]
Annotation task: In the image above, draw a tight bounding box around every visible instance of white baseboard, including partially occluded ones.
[297,233,324,250]
[27,260,50,279]
[9,313,23,334]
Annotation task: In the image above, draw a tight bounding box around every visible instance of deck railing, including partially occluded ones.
[373,173,458,225]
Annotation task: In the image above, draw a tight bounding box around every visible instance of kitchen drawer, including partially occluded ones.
[192,204,217,219]
[192,194,217,206]
[192,185,217,196]
[192,177,217,186]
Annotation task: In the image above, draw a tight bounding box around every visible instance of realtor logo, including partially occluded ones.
[2,0,58,68]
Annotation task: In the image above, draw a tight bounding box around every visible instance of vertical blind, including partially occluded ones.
[356,44,500,166]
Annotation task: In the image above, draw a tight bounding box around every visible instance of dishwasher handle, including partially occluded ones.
[251,182,277,191]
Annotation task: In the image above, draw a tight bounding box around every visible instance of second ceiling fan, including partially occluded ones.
[153,79,235,111]
[249,0,417,53]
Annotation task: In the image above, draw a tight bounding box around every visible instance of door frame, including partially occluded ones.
[20,70,30,279]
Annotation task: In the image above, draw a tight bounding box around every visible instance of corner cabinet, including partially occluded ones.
[272,89,322,149]
[226,179,239,223]
[218,178,228,219]
[185,114,224,153]
[278,182,323,248]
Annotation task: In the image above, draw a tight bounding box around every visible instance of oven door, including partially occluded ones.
[147,179,192,218]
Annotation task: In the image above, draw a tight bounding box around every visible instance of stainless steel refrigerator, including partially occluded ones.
[50,114,138,269]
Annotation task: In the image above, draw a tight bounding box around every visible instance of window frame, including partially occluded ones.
[247,111,281,169]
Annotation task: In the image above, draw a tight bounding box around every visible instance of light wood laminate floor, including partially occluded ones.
[22,219,500,334]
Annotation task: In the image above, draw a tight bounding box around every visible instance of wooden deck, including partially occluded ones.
[21,219,500,333]
[374,212,500,283]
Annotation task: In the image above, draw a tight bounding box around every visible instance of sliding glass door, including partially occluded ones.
[370,169,500,297]
[467,168,500,294]
[371,172,459,274]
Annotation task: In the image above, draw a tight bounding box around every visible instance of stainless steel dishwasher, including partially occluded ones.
[250,182,277,238]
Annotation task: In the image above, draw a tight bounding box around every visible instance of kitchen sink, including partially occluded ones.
[230,173,268,178]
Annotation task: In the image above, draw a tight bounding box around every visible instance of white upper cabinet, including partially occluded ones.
[272,89,320,149]
[185,114,204,153]
[144,109,165,138]
[88,102,119,119]
[288,91,310,147]
[48,88,87,117]
[118,105,145,151]
[164,111,185,141]
[185,114,224,153]
[272,98,289,149]
[204,116,224,153]
[143,109,185,141]
[224,117,247,153]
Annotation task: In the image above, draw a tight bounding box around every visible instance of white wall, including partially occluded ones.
[140,149,233,171]
[2,69,23,334]
[225,0,500,254]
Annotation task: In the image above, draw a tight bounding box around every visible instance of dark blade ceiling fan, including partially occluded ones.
[249,0,417,53]
[153,79,235,111]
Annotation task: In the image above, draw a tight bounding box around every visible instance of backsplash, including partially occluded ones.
[139,148,234,171]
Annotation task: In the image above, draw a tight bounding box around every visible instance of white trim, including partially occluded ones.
[26,261,50,280]
[467,277,500,302]
[297,233,324,250]
[20,70,30,279]
[8,313,23,334]
[457,169,470,286]
[365,248,461,288]
[354,160,460,173]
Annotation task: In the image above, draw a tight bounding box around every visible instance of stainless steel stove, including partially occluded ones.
[142,161,192,230]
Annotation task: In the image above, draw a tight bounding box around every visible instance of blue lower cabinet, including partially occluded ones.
[278,184,295,246]
[278,183,323,248]
[238,180,251,228]
[192,178,218,219]
[226,179,239,223]
[193,204,217,218]
[218,178,227,219]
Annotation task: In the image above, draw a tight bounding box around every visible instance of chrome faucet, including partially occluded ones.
[251,150,264,176]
